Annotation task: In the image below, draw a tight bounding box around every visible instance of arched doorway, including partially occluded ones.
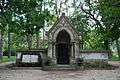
[56,30,71,64]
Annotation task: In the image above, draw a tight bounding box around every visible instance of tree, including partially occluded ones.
[79,0,113,51]
[98,0,120,59]
[0,30,3,60]
[0,0,14,58]
[71,11,90,49]
[0,0,6,59]
[9,0,43,49]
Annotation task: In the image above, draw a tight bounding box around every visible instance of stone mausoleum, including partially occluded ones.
[16,13,108,69]
[47,13,81,65]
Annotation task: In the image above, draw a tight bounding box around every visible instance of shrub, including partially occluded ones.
[76,58,84,66]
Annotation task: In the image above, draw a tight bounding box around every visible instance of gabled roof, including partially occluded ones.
[47,13,80,36]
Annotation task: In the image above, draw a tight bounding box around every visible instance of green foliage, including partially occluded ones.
[76,58,84,66]
[99,0,120,41]
[84,30,105,50]
[0,0,55,51]
[71,1,105,50]
[109,53,119,61]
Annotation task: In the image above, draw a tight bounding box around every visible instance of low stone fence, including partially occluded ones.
[80,50,109,62]
[75,50,110,68]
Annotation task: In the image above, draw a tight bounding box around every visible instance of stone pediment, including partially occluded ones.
[47,13,81,42]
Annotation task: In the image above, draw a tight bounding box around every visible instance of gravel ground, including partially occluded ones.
[0,61,120,80]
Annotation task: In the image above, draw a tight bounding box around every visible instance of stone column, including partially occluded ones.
[52,42,54,58]
[73,42,75,58]
[47,41,52,58]
[52,41,57,65]
[75,41,80,58]
[70,42,75,65]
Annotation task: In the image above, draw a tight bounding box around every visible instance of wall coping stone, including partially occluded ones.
[16,49,47,52]
[80,50,110,53]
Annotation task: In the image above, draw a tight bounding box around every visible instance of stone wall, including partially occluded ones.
[79,50,109,61]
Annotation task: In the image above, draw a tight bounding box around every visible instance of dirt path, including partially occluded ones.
[0,61,120,80]
[108,61,120,68]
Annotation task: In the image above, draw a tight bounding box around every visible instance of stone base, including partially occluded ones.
[70,58,76,65]
[42,64,77,71]
[52,58,57,65]
[51,58,76,66]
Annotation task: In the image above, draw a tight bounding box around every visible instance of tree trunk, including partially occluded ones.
[104,39,111,58]
[116,39,120,60]
[36,33,40,49]
[27,34,32,50]
[8,33,13,58]
[42,27,45,48]
[0,30,3,60]
[104,39,109,50]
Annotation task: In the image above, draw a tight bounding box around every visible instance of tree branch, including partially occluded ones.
[80,3,103,28]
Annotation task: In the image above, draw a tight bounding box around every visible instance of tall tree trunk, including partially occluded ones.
[104,39,109,50]
[36,33,40,49]
[116,39,120,60]
[27,34,32,50]
[104,39,111,58]
[0,30,3,60]
[8,33,13,58]
[42,27,45,48]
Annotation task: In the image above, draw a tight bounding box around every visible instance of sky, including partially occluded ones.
[56,0,84,16]
[44,0,84,16]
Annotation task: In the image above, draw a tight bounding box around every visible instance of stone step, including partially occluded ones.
[43,65,77,71]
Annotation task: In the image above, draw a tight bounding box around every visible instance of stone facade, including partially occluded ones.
[47,13,81,65]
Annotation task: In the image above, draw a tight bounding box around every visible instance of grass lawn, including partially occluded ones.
[109,53,120,61]
[0,56,16,63]
[109,57,120,61]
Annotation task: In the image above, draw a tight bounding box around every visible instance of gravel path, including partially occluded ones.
[0,61,120,80]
